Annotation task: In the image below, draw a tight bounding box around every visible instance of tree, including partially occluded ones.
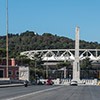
[16,55,31,66]
[80,58,92,79]
[80,58,92,70]
[56,61,71,78]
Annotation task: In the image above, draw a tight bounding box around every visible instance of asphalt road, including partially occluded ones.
[0,85,100,100]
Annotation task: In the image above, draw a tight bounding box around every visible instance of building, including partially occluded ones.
[0,58,29,81]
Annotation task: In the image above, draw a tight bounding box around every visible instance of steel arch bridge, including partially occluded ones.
[20,49,100,61]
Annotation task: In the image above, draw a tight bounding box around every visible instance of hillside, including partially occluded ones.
[0,30,100,58]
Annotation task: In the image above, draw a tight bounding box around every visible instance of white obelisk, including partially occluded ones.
[72,26,80,82]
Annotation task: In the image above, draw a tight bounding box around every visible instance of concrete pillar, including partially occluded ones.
[72,26,80,82]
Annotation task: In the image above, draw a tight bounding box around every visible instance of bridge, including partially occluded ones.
[20,49,100,61]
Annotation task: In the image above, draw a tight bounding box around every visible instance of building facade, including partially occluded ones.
[0,58,29,81]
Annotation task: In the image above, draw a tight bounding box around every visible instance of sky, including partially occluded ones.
[0,0,100,43]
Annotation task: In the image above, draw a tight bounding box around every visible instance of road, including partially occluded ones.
[0,85,100,100]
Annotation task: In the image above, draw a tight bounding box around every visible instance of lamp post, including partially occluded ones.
[46,55,49,79]
[46,64,48,79]
[35,59,37,80]
[6,0,9,78]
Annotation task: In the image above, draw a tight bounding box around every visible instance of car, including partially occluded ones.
[37,81,45,85]
[70,81,78,86]
[46,79,54,85]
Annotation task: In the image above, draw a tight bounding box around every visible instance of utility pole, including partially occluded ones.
[35,59,37,80]
[46,56,49,79]
[6,0,9,78]
[46,65,48,78]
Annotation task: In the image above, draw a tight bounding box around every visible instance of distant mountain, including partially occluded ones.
[0,30,100,58]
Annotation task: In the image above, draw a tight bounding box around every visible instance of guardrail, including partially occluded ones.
[0,79,24,85]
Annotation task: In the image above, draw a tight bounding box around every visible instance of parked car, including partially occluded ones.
[70,81,78,86]
[37,80,45,85]
[46,79,54,85]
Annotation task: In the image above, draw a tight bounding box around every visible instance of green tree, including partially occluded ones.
[57,61,71,78]
[80,58,92,79]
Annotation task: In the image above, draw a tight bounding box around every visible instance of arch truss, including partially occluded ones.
[20,49,100,61]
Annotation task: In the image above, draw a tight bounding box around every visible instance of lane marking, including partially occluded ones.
[5,86,63,100]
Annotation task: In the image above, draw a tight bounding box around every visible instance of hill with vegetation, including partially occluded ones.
[0,31,100,80]
[0,30,100,59]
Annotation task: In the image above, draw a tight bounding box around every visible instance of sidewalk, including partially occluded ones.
[0,84,24,88]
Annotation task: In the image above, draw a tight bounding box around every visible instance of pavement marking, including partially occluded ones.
[5,86,63,100]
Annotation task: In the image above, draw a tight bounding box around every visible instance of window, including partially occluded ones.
[16,71,19,76]
[8,70,12,76]
[0,70,4,78]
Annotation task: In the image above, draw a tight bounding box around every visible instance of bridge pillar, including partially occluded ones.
[72,26,80,82]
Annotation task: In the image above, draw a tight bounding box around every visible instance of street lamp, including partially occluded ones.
[34,58,37,80]
[6,0,9,78]
[46,64,48,79]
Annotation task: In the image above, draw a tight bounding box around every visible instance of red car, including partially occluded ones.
[46,79,54,85]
